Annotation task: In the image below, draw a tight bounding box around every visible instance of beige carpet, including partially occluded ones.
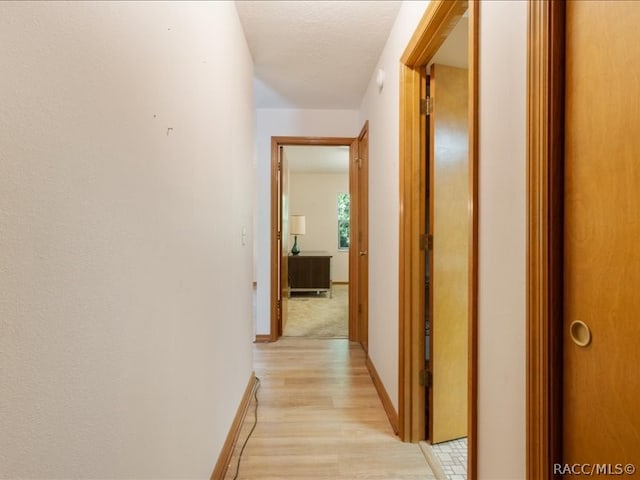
[284,284,348,338]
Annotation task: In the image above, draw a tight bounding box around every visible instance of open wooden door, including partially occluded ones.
[429,64,469,444]
[357,123,369,352]
[349,123,369,350]
[563,0,640,466]
[277,146,289,336]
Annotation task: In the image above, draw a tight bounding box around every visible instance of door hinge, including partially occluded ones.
[420,234,433,250]
[356,157,362,169]
[419,369,433,387]
[420,97,432,116]
[277,231,281,240]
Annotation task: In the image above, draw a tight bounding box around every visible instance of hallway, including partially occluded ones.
[1,2,537,478]
[226,338,434,479]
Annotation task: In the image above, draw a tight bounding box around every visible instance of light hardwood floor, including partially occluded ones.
[225,338,435,480]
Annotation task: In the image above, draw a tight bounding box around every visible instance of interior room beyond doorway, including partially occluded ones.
[282,145,350,339]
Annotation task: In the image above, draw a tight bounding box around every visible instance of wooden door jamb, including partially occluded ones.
[526,1,565,479]
[398,2,478,479]
[270,136,356,342]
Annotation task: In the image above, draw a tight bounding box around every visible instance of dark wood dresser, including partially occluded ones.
[288,251,332,297]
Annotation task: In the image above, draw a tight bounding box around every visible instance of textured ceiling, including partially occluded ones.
[235,1,402,109]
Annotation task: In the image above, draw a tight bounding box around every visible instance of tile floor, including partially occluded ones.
[429,437,468,480]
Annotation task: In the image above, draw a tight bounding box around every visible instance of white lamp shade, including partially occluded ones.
[290,215,306,235]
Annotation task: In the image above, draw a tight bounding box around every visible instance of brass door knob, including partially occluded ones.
[359,250,368,256]
[569,320,592,347]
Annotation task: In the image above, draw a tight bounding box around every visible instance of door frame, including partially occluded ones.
[397,0,478,477]
[270,136,357,341]
[526,2,565,479]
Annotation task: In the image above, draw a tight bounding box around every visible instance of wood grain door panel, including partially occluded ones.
[280,147,289,334]
[357,124,369,353]
[429,64,469,444]
[563,0,640,465]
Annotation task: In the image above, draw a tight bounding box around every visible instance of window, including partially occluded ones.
[338,192,350,250]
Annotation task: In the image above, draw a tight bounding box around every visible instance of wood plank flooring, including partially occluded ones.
[225,338,435,480]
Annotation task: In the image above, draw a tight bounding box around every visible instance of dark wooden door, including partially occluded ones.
[357,123,369,352]
[278,146,289,336]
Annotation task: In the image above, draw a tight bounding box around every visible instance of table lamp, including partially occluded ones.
[290,215,306,255]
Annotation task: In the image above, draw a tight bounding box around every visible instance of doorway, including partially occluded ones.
[398,0,478,478]
[269,132,369,349]
[282,144,350,338]
[424,13,470,447]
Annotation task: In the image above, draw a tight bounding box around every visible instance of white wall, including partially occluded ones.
[358,0,431,413]
[255,109,359,334]
[477,1,527,478]
[289,172,350,282]
[0,2,254,478]
[360,1,527,477]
